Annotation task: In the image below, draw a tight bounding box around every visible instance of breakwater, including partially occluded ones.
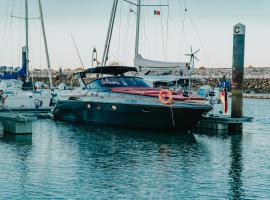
[30,67,270,93]
[191,67,270,92]
[204,78,270,93]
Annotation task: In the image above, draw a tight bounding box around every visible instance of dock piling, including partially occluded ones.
[196,23,252,134]
[231,23,246,118]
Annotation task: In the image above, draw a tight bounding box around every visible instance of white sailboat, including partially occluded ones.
[101,0,189,73]
[0,0,52,110]
[103,0,187,65]
[132,0,188,70]
[99,0,193,92]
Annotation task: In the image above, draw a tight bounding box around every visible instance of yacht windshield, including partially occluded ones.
[87,77,149,89]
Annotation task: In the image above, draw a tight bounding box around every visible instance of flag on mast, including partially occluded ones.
[154,10,161,15]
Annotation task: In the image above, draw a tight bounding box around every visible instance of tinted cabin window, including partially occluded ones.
[87,77,149,88]
[88,80,103,88]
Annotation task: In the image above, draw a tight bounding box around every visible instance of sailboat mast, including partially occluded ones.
[102,0,119,66]
[188,59,194,89]
[38,0,53,88]
[135,0,141,57]
[25,0,29,82]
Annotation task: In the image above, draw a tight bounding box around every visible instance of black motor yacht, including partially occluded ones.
[53,66,212,130]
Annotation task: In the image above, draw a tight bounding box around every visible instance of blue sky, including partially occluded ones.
[0,0,269,69]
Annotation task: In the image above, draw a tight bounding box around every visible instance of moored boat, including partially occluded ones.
[53,66,212,130]
[0,0,52,110]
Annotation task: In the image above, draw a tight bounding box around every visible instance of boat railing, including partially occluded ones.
[84,88,207,105]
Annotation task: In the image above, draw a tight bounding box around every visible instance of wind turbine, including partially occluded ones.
[185,46,200,90]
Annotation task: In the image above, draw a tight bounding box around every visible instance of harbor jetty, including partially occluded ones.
[2,65,266,93]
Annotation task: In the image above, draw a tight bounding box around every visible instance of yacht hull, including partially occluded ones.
[53,100,211,130]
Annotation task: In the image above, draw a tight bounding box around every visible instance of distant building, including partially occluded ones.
[0,66,22,73]
[0,66,7,72]
[14,67,21,72]
[6,67,13,72]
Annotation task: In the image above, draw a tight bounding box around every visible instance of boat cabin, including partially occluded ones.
[77,66,150,89]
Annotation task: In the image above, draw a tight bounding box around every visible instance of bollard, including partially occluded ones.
[231,23,246,118]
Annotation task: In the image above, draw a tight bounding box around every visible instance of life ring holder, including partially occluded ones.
[34,99,43,109]
[159,90,173,105]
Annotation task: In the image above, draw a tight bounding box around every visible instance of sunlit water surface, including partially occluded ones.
[0,99,269,199]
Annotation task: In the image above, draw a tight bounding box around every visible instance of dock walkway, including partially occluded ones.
[0,113,37,134]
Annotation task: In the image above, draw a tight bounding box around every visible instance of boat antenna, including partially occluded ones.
[38,0,53,88]
[102,0,119,66]
[185,46,200,89]
[71,33,85,69]
[25,0,29,82]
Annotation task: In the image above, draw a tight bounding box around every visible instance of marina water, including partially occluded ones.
[0,98,269,199]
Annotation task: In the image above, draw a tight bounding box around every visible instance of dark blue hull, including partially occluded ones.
[53,100,211,130]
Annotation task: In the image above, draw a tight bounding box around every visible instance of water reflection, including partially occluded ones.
[62,122,211,199]
[194,128,244,199]
[1,133,32,144]
[75,123,198,145]
[229,124,243,135]
[193,123,243,137]
[0,132,32,199]
[0,98,267,199]
[229,134,244,199]
[193,129,231,139]
[0,120,248,199]
[66,123,201,170]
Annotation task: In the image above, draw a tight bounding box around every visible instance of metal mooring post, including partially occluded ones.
[230,23,246,133]
[231,23,245,118]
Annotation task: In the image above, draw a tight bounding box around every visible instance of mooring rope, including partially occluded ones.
[169,106,176,128]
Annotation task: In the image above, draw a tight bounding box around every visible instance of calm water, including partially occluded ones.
[0,99,269,199]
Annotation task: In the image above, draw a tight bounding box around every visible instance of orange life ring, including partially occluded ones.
[159,90,173,105]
